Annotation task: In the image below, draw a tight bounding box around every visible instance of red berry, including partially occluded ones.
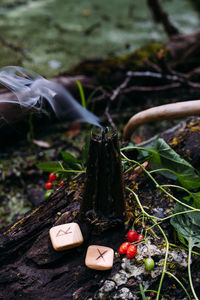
[127,230,138,243]
[58,180,64,187]
[119,242,130,255]
[45,182,52,189]
[137,234,144,242]
[127,244,137,258]
[49,173,57,183]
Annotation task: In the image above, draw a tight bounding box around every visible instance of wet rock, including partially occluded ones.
[112,287,136,300]
[95,280,116,300]
[168,249,188,267]
[111,270,128,286]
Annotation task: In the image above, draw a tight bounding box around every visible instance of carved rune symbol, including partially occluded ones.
[96,248,108,261]
[56,227,72,237]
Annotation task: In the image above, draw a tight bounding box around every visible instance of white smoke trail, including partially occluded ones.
[0,66,101,127]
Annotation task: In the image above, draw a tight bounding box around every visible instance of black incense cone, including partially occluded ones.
[80,129,125,222]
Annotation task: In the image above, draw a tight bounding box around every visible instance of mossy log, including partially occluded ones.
[1,118,200,299]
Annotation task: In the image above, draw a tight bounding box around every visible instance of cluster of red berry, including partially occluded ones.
[119,229,155,271]
[119,230,144,259]
[45,173,64,189]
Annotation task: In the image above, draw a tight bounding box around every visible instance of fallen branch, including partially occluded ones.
[147,0,180,38]
[123,100,200,139]
[0,36,32,61]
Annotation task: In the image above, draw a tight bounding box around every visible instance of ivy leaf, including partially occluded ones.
[171,204,200,249]
[177,232,186,246]
[176,171,200,190]
[144,138,200,189]
[184,192,200,209]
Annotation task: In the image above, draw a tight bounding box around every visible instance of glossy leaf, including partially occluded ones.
[144,138,200,189]
[171,204,200,249]
[37,161,64,173]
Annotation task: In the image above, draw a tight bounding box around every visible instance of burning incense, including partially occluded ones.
[80,129,125,223]
[0,66,101,128]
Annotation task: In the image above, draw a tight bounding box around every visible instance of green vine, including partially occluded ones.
[121,146,200,300]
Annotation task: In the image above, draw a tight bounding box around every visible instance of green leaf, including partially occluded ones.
[61,151,82,170]
[144,138,200,189]
[61,151,79,164]
[176,172,200,190]
[44,189,53,199]
[184,192,200,208]
[171,204,200,249]
[76,80,87,108]
[37,161,64,173]
[139,283,146,300]
[177,232,186,246]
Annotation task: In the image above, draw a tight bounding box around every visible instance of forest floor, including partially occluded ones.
[1,1,200,299]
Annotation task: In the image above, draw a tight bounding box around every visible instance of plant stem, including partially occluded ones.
[121,149,199,300]
[126,187,161,220]
[121,152,200,212]
[158,185,200,212]
[149,168,177,176]
[139,283,147,300]
[165,271,192,300]
[188,239,199,300]
[59,169,85,173]
[152,220,169,300]
[169,243,200,256]
[147,209,197,231]
[127,186,169,300]
[160,184,191,195]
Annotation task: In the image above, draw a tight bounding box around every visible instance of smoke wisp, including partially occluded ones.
[0,66,101,127]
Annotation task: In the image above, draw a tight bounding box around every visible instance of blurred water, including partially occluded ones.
[0,0,199,77]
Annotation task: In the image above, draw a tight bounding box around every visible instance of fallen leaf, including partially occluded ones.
[33,139,51,148]
[65,123,81,136]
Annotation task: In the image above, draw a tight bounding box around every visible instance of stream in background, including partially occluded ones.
[0,0,200,77]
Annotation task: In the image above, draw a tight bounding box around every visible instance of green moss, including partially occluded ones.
[71,43,169,83]
[4,206,40,235]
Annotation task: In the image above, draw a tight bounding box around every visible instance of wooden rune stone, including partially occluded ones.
[56,227,72,237]
[79,129,125,221]
[49,223,84,251]
[85,245,114,270]
[96,248,108,261]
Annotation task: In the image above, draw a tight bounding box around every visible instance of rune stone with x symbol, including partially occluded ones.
[96,248,108,261]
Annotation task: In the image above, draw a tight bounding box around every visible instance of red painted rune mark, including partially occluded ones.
[96,248,108,261]
[56,227,72,237]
